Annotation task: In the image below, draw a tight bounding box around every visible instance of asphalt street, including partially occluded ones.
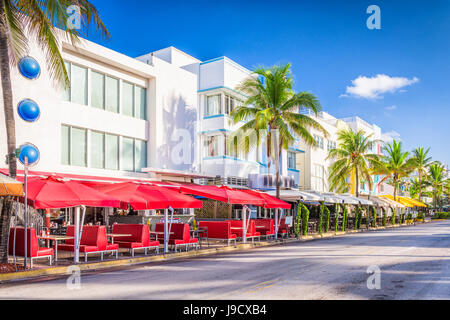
[1,221,449,300]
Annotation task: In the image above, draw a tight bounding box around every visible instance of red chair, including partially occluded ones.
[255,219,275,240]
[58,225,116,262]
[112,224,159,257]
[8,227,53,268]
[155,223,199,252]
[226,220,261,242]
[198,221,236,246]
[277,218,289,238]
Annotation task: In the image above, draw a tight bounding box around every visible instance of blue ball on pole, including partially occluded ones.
[18,56,41,80]
[18,143,40,166]
[17,99,40,122]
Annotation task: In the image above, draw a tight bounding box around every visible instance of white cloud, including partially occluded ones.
[384,105,397,111]
[341,74,419,99]
[381,130,402,143]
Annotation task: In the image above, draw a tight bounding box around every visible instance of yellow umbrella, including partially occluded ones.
[0,173,23,196]
[398,196,427,208]
[379,195,413,208]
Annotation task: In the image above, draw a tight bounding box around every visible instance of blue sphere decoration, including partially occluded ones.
[18,56,40,79]
[17,99,40,122]
[18,144,40,166]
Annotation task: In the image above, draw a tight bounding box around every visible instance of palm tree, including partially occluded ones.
[426,163,449,211]
[0,0,109,263]
[327,128,381,196]
[408,177,422,200]
[410,147,433,201]
[373,140,415,201]
[230,64,327,198]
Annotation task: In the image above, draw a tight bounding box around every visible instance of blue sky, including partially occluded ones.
[89,0,450,164]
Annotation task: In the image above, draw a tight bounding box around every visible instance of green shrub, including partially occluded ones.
[325,206,331,233]
[433,212,449,219]
[300,203,310,236]
[334,204,339,232]
[319,202,324,235]
[295,202,301,237]
[342,205,348,231]
[382,207,387,226]
[391,208,396,225]
[371,207,377,228]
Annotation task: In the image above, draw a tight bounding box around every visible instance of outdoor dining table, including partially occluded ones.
[149,231,174,241]
[37,235,74,262]
[107,233,132,244]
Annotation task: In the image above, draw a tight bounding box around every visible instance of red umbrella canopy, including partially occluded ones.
[240,189,291,209]
[179,185,265,205]
[95,182,203,210]
[24,176,122,209]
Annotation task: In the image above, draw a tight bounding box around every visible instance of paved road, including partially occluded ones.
[1,221,449,300]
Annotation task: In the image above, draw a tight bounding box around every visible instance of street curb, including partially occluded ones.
[0,219,440,283]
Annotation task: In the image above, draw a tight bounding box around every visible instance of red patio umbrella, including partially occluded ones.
[18,175,122,263]
[94,182,202,210]
[179,185,265,205]
[23,176,122,209]
[240,189,291,209]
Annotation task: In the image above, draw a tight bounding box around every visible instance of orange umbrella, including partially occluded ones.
[0,173,23,196]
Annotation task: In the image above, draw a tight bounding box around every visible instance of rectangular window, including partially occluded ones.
[122,81,134,117]
[135,139,147,171]
[287,152,296,169]
[121,137,134,171]
[105,134,119,170]
[71,127,87,167]
[63,62,71,101]
[225,135,238,158]
[61,125,70,165]
[205,94,221,116]
[71,64,87,105]
[91,71,105,109]
[90,131,105,169]
[135,86,146,120]
[205,135,219,157]
[105,76,119,113]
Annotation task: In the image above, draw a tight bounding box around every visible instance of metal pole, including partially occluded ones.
[274,208,278,240]
[242,205,247,244]
[164,209,168,253]
[74,206,80,263]
[24,157,28,269]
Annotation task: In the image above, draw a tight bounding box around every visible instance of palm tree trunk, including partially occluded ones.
[355,167,359,197]
[393,177,398,201]
[0,18,17,263]
[418,171,422,201]
[275,138,283,199]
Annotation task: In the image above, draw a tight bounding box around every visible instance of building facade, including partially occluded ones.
[1,33,388,192]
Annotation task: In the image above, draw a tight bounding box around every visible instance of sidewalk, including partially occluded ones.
[0,220,432,283]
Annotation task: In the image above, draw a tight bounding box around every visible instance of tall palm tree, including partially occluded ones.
[0,0,109,263]
[230,64,327,198]
[410,147,433,201]
[327,128,381,196]
[373,140,415,201]
[426,162,449,211]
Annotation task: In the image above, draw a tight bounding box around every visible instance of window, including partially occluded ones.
[91,71,105,109]
[287,152,296,170]
[205,94,221,116]
[135,86,146,120]
[105,134,119,170]
[314,135,324,149]
[61,125,145,172]
[121,137,135,171]
[205,135,219,157]
[122,81,134,117]
[327,140,336,151]
[312,164,324,191]
[63,61,147,119]
[224,94,243,115]
[71,64,87,105]
[63,62,71,101]
[90,131,105,168]
[105,76,119,113]
[61,125,70,165]
[134,139,147,171]
[225,135,238,158]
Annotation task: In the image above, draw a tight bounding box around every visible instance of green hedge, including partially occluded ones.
[433,212,450,219]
